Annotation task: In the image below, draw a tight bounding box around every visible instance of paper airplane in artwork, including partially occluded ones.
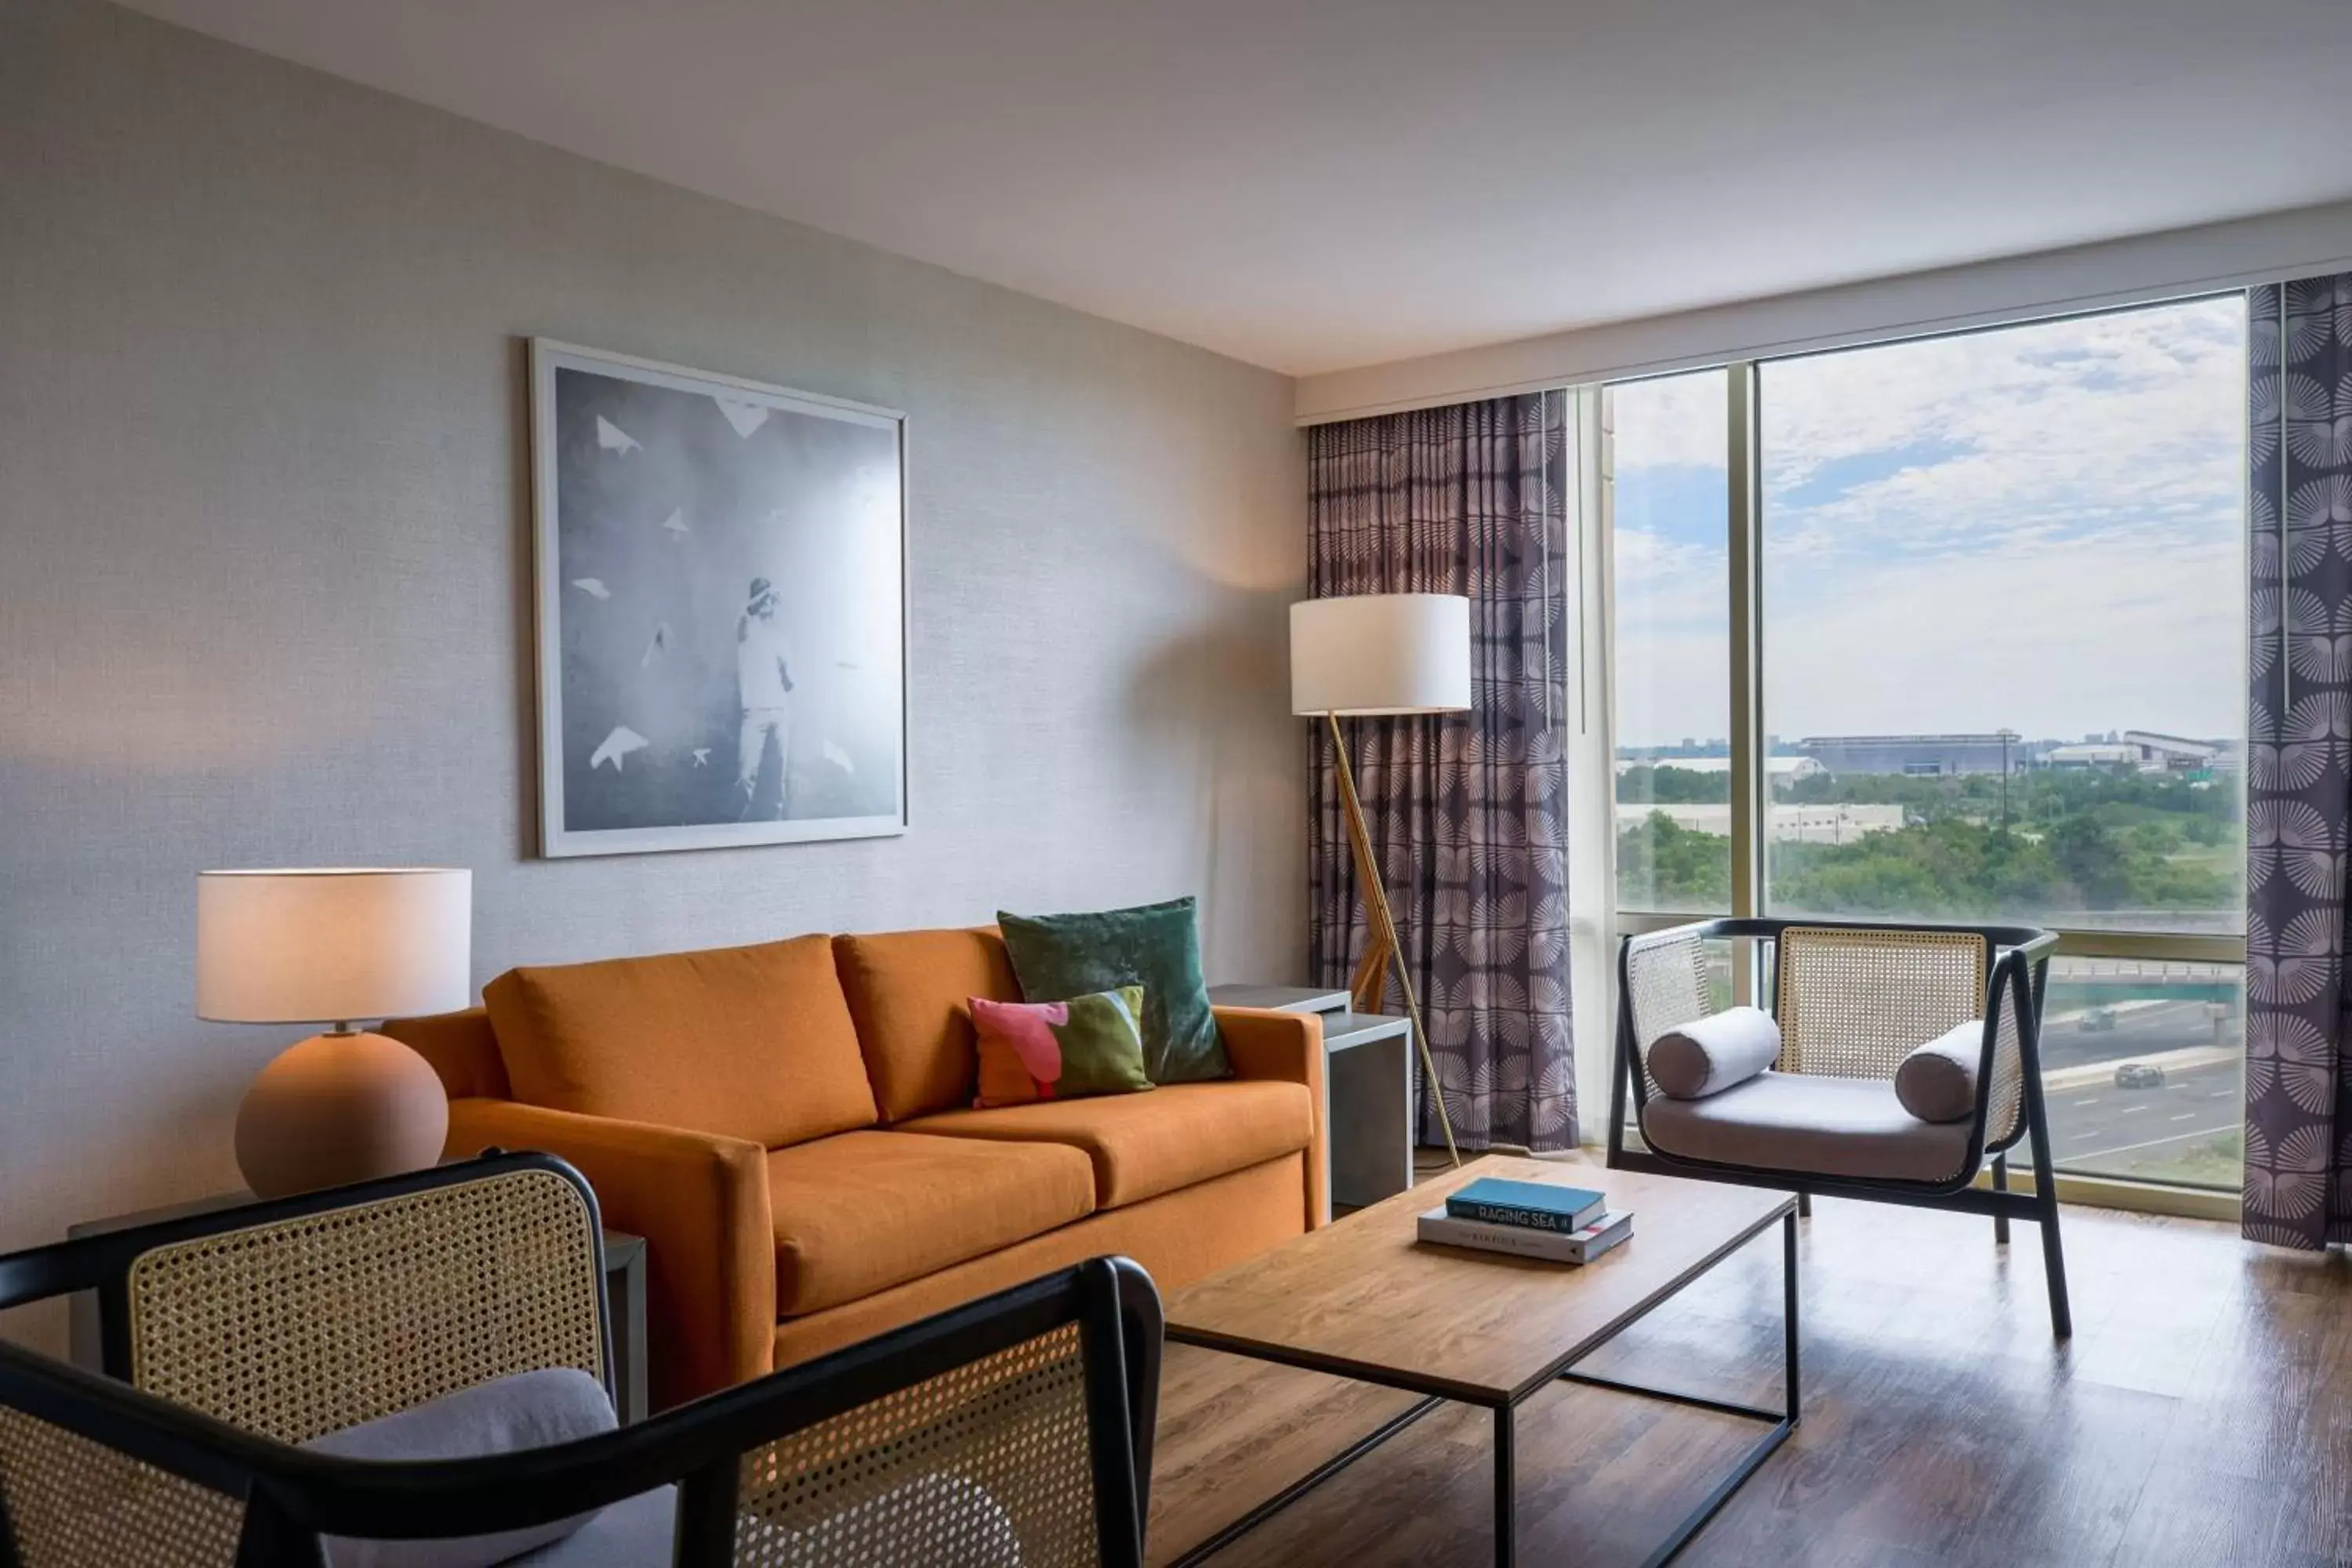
[691,748,711,768]
[659,507,689,537]
[714,397,771,438]
[595,417,642,456]
[590,726,649,772]
[639,622,672,669]
[822,739,855,775]
[571,578,610,600]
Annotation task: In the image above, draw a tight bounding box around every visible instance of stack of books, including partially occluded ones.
[1417,1176,1634,1265]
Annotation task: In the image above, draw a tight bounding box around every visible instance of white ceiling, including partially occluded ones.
[122,0,2352,376]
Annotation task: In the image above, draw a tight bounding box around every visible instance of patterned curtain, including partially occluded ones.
[1306,393,1573,1152]
[2245,274,2352,1248]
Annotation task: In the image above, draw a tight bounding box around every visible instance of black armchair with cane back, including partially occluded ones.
[1609,918,2071,1338]
[0,1151,1164,1566]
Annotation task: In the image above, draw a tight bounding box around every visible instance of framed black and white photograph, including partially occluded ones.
[530,339,907,857]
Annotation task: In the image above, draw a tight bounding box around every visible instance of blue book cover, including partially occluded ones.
[1445,1177,1605,1232]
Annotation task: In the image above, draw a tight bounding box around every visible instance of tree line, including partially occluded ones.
[1616,764,2239,920]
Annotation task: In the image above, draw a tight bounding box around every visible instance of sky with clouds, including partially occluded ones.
[1611,296,2248,751]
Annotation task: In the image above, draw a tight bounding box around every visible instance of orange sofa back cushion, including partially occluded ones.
[833,927,1022,1121]
[382,1006,510,1101]
[485,935,877,1147]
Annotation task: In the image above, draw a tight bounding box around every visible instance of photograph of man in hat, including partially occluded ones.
[535,343,903,854]
[736,575,795,817]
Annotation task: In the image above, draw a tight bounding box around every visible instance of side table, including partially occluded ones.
[1210,984,1415,1218]
[65,1190,650,1425]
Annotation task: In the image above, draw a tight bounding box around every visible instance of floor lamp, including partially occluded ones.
[1291,593,1472,1168]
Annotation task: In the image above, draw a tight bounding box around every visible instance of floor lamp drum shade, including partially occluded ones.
[198,869,470,1198]
[1290,593,1472,717]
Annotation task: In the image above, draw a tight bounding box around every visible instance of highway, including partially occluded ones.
[2034,1000,2238,1184]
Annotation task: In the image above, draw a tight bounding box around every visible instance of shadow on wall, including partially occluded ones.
[1123,585,1303,983]
[1093,408,1301,597]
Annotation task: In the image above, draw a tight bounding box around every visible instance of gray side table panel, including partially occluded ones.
[1210,985,1352,1015]
[1321,1011,1414,1213]
[1211,985,1415,1219]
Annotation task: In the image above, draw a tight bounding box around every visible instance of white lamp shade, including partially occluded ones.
[1290,593,1472,716]
[198,869,472,1025]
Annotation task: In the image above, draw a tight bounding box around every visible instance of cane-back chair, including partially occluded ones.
[0,1152,1163,1566]
[1610,919,2070,1337]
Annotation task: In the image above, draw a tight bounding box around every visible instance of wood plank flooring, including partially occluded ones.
[1147,1188,2352,1567]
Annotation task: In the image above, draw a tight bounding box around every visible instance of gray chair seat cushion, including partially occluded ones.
[1642,1070,1975,1184]
[304,1367,616,1568]
[512,1488,675,1567]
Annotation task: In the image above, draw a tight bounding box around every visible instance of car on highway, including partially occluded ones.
[2078,1007,2118,1033]
[2113,1062,2165,1089]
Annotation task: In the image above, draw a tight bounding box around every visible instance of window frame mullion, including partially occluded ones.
[1726,361,1766,999]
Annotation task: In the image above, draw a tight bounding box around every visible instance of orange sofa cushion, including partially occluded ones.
[833,927,1022,1122]
[771,1154,1308,1371]
[485,935,877,1148]
[900,1080,1313,1209]
[767,1131,1094,1316]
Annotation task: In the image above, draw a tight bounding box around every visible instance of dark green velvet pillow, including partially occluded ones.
[997,897,1229,1083]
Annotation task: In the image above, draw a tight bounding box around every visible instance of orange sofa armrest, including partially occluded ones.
[1215,1006,1327,1229]
[445,1098,773,1410]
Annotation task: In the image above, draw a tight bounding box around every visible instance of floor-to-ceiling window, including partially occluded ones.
[1602,294,2248,1198]
[1610,369,1731,917]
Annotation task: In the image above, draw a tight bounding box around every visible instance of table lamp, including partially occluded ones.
[1290,592,1472,1167]
[198,868,470,1198]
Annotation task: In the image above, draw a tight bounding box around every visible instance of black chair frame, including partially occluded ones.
[1606,917,2071,1338]
[0,1153,1163,1567]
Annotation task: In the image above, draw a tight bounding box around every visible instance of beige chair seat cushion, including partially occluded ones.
[1642,1070,1975,1185]
[767,1131,1096,1316]
[900,1081,1313,1209]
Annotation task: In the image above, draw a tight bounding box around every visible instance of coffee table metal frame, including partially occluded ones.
[1164,1207,1798,1568]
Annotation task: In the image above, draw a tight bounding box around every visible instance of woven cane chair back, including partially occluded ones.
[1983,964,2030,1149]
[1775,926,1987,1083]
[1622,926,1717,1099]
[732,1320,1102,1566]
[0,1404,245,1568]
[125,1166,605,1443]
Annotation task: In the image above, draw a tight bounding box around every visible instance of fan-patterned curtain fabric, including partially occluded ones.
[1306,393,1573,1152]
[2246,274,2352,1248]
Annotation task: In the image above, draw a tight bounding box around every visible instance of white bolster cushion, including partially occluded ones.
[1648,1006,1781,1100]
[1894,1021,1986,1124]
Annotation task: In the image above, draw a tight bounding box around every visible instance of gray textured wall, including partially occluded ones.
[0,0,1305,1350]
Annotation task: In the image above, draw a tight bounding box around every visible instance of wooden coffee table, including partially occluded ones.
[1162,1155,1798,1568]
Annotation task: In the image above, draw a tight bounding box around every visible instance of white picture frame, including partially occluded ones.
[529,339,909,858]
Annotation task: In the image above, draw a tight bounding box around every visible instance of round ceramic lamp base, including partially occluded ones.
[234,1031,450,1200]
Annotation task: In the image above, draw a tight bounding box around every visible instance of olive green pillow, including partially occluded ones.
[997,897,1229,1083]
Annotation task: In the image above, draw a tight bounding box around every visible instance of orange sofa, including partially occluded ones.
[387,926,1324,1411]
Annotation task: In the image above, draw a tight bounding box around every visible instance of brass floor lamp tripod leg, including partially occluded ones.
[1327,713,1462,1169]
